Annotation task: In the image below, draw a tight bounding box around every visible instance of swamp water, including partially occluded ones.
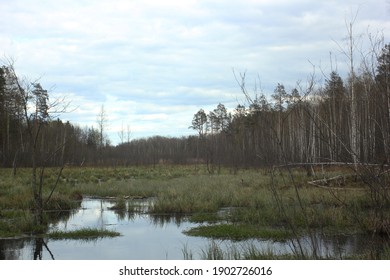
[0,198,386,259]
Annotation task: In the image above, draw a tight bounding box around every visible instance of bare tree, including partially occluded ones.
[118,122,131,145]
[5,61,68,226]
[118,121,125,145]
[347,18,359,167]
[126,123,131,144]
[333,12,361,166]
[96,104,108,148]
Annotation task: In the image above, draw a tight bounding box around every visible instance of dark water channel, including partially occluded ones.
[0,198,387,259]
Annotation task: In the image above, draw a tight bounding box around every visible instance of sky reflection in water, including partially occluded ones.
[1,198,386,260]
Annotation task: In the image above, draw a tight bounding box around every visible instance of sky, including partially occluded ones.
[1,0,389,144]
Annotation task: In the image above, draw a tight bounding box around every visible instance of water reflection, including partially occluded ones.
[33,238,55,260]
[0,238,26,260]
[0,198,388,259]
[0,198,207,260]
[0,238,55,260]
[150,214,188,227]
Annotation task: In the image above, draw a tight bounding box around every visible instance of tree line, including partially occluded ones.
[1,40,389,170]
[188,43,390,171]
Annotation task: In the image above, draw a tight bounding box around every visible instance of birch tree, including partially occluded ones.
[96,104,108,148]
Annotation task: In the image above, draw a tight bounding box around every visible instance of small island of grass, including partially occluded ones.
[46,228,121,240]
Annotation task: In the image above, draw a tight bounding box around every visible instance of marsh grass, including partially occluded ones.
[0,210,36,237]
[200,240,227,260]
[148,168,371,237]
[196,240,289,260]
[109,198,127,211]
[189,212,223,223]
[47,228,120,240]
[149,173,270,214]
[70,178,161,199]
[1,165,389,258]
[1,166,381,233]
[191,241,299,260]
[184,223,294,241]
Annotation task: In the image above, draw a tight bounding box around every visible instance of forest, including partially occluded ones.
[1,41,390,172]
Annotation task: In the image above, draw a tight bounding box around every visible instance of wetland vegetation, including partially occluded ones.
[1,164,389,259]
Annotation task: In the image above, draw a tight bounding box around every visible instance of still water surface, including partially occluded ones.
[1,198,207,259]
[0,198,386,259]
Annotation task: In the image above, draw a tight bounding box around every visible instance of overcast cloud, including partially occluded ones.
[1,0,389,144]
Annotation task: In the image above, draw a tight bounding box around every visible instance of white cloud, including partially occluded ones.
[1,0,389,144]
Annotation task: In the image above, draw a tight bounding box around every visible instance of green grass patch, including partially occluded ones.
[184,223,294,242]
[46,228,120,240]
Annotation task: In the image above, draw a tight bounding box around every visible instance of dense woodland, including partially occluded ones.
[1,41,390,171]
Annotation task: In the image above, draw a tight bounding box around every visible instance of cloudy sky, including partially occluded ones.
[1,0,389,144]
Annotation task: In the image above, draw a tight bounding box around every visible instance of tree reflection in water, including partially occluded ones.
[33,238,55,260]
